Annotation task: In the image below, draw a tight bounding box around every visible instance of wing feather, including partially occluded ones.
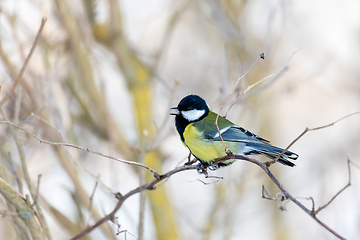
[211,125,269,143]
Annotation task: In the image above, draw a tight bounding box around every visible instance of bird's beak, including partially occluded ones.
[170,107,180,115]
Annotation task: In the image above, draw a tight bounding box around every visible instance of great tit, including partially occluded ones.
[170,94,298,169]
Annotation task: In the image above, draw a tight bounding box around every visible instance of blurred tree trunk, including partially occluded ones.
[104,0,180,239]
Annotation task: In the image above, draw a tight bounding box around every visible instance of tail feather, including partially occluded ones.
[244,143,298,167]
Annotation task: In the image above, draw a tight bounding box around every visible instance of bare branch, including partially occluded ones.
[214,111,232,155]
[225,72,279,118]
[26,114,115,194]
[313,156,352,215]
[7,152,24,194]
[244,42,306,100]
[86,177,100,227]
[0,17,47,106]
[32,174,42,207]
[0,121,160,178]
[233,54,263,92]
[70,164,197,240]
[268,111,360,166]
[186,179,221,185]
[213,154,346,240]
[262,185,287,202]
[224,42,306,117]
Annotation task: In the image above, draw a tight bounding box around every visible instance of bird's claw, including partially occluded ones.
[196,163,206,174]
[196,161,219,174]
[209,161,219,171]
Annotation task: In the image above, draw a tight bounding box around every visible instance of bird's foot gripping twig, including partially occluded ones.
[196,162,224,180]
[196,162,208,176]
[196,161,219,173]
[209,161,219,171]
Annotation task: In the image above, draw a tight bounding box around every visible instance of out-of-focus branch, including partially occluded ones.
[0,177,45,240]
[0,17,47,107]
[54,0,133,159]
[107,1,180,239]
[0,107,51,240]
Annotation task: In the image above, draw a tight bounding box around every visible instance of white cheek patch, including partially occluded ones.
[181,109,205,121]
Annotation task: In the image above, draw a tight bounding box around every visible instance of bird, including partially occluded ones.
[170,94,298,170]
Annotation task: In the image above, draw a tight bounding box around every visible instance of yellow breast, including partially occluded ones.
[183,123,237,162]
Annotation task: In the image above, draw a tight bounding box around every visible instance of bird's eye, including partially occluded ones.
[183,106,193,111]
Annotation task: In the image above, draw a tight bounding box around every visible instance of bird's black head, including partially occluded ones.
[170,95,210,141]
[178,95,209,113]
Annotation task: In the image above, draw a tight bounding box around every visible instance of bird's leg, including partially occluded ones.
[196,162,223,179]
[185,152,197,165]
[196,162,208,177]
[196,162,203,174]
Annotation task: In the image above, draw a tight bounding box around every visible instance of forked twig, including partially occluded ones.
[311,156,353,215]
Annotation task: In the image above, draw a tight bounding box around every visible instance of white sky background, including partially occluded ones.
[0,0,360,239]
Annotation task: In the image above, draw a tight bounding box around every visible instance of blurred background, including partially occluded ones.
[0,0,360,239]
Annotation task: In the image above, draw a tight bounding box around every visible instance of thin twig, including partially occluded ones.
[86,178,100,227]
[0,17,47,106]
[214,110,231,155]
[225,43,305,117]
[246,41,307,101]
[28,113,116,194]
[233,54,262,92]
[0,121,160,178]
[32,174,42,207]
[213,154,346,240]
[70,164,197,240]
[225,72,277,117]
[8,152,24,194]
[313,156,352,215]
[268,111,360,165]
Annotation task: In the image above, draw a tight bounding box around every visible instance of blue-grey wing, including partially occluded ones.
[207,125,298,166]
[210,125,269,143]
